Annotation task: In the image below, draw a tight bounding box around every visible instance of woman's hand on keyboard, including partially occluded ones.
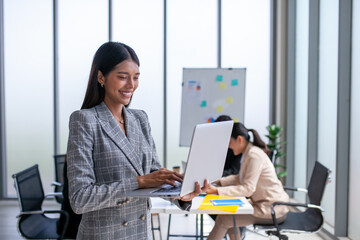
[137,168,183,189]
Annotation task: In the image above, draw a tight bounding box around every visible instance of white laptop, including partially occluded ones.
[127,120,234,198]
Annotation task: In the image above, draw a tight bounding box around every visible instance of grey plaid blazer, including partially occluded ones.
[67,102,162,240]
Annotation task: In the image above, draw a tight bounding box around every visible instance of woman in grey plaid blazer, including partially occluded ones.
[67,42,207,240]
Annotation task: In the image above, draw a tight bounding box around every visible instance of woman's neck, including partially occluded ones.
[103,100,124,120]
[239,141,249,154]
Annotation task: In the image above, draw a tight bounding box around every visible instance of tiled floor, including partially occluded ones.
[0,200,326,240]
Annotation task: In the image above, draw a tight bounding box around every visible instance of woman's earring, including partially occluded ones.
[101,84,104,88]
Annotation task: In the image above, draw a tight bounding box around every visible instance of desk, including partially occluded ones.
[150,196,253,240]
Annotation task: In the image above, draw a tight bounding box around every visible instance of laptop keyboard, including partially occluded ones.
[152,183,182,194]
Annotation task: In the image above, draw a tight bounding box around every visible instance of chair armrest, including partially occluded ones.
[17,209,68,217]
[17,210,46,217]
[45,192,63,199]
[272,201,323,211]
[51,181,63,187]
[283,186,308,193]
[17,210,70,239]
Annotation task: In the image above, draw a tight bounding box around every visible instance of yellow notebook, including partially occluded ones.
[198,195,242,213]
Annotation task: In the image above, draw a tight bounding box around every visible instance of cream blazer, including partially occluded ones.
[216,143,289,219]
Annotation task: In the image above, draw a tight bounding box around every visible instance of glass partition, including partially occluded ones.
[112,0,164,164]
[293,0,309,203]
[349,1,360,238]
[317,0,338,227]
[167,0,217,170]
[222,0,270,138]
[58,0,108,153]
[4,0,54,196]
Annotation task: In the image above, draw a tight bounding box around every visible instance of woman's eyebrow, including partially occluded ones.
[117,72,140,75]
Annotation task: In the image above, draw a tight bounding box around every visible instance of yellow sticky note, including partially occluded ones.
[219,83,226,90]
[216,106,223,112]
[233,118,239,123]
[198,195,239,213]
[226,97,233,104]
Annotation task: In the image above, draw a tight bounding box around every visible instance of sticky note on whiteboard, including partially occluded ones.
[231,79,239,86]
[216,75,223,82]
[216,106,224,112]
[226,97,233,104]
[219,83,226,90]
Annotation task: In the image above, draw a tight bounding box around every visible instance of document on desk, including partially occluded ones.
[198,195,244,213]
[210,198,244,206]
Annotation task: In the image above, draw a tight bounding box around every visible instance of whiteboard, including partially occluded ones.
[180,68,246,146]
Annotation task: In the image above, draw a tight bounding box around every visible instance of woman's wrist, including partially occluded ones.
[137,176,144,188]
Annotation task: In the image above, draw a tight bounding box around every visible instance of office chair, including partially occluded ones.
[57,160,83,239]
[12,164,70,240]
[268,149,277,165]
[252,161,331,240]
[52,154,67,204]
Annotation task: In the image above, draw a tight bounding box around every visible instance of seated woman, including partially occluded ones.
[206,121,289,240]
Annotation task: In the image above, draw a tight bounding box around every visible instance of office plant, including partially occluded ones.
[265,124,287,180]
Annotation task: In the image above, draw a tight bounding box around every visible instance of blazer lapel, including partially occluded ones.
[123,108,142,165]
[95,102,144,176]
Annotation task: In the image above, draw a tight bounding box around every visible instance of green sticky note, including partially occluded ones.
[216,75,223,82]
[231,79,238,86]
[200,101,207,107]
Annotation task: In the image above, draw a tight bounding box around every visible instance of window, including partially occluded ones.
[4,0,53,196]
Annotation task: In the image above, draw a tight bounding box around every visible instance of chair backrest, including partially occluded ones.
[307,161,331,205]
[12,164,44,212]
[54,154,66,186]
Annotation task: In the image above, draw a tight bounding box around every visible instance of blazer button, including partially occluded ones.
[125,199,130,204]
[122,221,129,227]
[140,214,146,221]
[116,201,123,206]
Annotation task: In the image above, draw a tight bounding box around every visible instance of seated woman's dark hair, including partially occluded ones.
[232,122,270,155]
[215,115,232,122]
[81,42,140,110]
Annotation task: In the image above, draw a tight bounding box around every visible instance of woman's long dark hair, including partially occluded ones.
[81,42,140,110]
[232,122,270,155]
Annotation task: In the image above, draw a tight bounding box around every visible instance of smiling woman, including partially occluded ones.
[66,42,208,240]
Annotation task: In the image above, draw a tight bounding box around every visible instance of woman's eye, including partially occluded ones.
[118,76,127,80]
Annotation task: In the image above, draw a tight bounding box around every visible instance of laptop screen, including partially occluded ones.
[180,120,233,196]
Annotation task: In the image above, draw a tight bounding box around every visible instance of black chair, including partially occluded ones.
[52,154,66,204]
[57,160,83,239]
[12,164,69,240]
[252,161,331,240]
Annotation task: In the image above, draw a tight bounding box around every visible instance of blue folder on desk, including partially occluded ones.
[210,199,244,206]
